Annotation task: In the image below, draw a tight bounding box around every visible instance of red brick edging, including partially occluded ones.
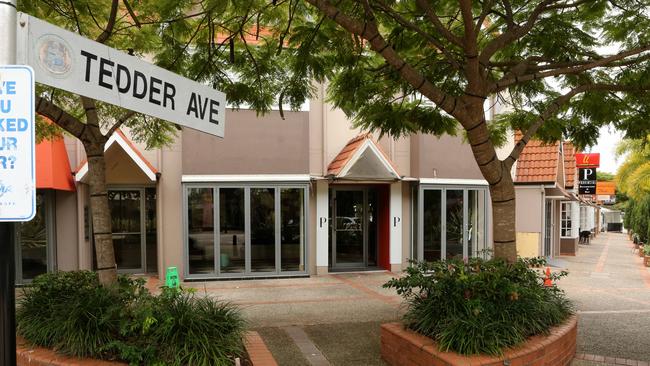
[381,315,577,366]
[17,332,277,366]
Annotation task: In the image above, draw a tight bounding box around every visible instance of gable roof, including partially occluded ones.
[514,133,561,184]
[75,129,158,182]
[327,133,400,180]
[563,142,578,189]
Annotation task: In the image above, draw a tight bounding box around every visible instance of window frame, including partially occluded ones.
[416,183,490,262]
[183,181,309,280]
[15,190,56,284]
[560,201,573,238]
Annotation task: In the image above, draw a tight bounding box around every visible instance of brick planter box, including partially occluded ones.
[644,255,650,267]
[17,332,277,366]
[381,315,577,366]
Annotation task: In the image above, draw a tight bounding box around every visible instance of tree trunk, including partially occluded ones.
[463,101,518,262]
[489,166,517,261]
[84,142,117,285]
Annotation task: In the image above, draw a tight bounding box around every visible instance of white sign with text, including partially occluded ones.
[16,13,225,137]
[0,66,35,221]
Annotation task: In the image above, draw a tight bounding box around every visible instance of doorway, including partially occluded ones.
[329,187,385,270]
[101,187,157,273]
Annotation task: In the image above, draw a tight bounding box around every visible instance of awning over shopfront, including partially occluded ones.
[327,133,400,181]
[36,136,75,191]
[75,130,157,183]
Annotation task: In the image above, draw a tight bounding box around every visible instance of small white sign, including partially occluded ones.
[0,66,35,222]
[16,13,225,137]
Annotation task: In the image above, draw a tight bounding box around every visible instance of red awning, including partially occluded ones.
[36,136,75,191]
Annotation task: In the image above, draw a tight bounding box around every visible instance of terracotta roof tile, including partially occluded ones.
[563,142,578,188]
[326,133,400,177]
[515,132,561,183]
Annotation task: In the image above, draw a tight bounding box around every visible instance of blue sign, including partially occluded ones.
[0,66,35,221]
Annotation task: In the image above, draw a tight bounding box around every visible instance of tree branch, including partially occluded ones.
[96,0,119,44]
[491,45,650,93]
[479,0,557,65]
[373,0,462,70]
[305,0,465,120]
[35,96,87,139]
[415,0,464,47]
[505,83,650,168]
[106,111,137,137]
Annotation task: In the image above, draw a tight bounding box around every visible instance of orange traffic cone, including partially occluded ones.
[543,266,553,287]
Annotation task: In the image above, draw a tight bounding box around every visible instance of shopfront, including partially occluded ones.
[182,176,309,279]
[414,180,489,261]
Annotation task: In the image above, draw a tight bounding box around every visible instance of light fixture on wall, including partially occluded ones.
[432,168,438,178]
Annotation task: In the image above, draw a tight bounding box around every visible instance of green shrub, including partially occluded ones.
[384,258,573,356]
[17,271,246,366]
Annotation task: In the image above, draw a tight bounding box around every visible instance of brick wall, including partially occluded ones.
[381,315,577,366]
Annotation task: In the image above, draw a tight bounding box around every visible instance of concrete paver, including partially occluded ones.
[179,232,650,364]
[559,232,650,363]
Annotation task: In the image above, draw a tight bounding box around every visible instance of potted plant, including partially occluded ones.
[644,245,650,267]
[640,243,646,258]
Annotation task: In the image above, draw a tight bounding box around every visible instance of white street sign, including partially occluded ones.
[16,13,225,137]
[0,66,35,222]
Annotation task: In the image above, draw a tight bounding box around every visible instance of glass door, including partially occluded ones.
[109,189,145,273]
[331,189,366,268]
[544,200,553,256]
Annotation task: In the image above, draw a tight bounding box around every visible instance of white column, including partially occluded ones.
[390,182,403,269]
[316,180,329,273]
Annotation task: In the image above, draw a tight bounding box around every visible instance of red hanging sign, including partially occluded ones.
[575,153,600,167]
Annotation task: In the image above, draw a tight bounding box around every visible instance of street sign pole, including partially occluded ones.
[0,1,18,365]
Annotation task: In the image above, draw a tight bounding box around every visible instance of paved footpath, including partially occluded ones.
[559,232,650,366]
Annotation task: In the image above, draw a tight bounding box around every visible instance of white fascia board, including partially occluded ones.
[75,132,156,182]
[419,178,489,186]
[75,163,88,182]
[181,174,312,183]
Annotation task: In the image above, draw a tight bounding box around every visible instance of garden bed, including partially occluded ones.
[17,332,276,366]
[381,315,577,366]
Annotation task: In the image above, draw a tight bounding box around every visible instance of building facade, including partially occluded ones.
[17,86,511,283]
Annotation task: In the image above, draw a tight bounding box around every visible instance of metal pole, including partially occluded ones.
[0,1,18,365]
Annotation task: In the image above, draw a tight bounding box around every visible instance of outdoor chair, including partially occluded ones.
[579,231,591,245]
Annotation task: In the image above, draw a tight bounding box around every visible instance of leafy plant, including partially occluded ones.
[17,271,246,365]
[644,245,650,256]
[385,258,573,356]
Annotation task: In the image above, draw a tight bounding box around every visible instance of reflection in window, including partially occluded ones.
[220,188,245,273]
[281,188,304,271]
[468,190,486,258]
[19,192,48,280]
[251,188,275,272]
[423,190,441,261]
[445,190,464,259]
[188,188,214,274]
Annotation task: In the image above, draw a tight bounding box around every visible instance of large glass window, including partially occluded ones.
[220,188,245,273]
[17,191,53,282]
[468,189,487,258]
[185,184,308,277]
[422,190,442,261]
[418,186,488,262]
[251,188,275,272]
[561,201,572,238]
[281,188,304,272]
[187,188,214,275]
